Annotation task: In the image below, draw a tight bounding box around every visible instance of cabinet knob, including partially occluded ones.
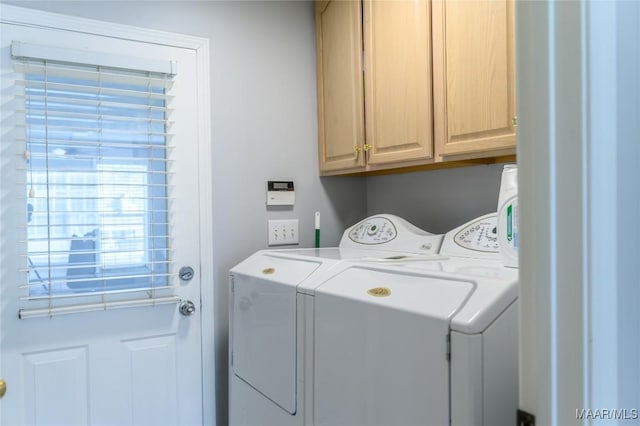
[362,144,372,152]
[354,145,362,159]
[512,116,519,127]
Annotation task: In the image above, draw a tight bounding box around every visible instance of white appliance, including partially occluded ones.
[229,213,518,426]
[229,215,442,425]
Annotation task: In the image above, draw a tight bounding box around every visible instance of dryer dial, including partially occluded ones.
[349,217,397,244]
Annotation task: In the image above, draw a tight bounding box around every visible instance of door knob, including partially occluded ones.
[0,379,6,399]
[179,300,196,316]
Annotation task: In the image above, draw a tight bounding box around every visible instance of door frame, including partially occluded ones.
[517,1,639,424]
[0,4,215,424]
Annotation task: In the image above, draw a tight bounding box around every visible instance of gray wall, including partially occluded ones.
[366,163,507,234]
[2,1,510,423]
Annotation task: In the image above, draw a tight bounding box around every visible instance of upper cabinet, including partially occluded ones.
[432,0,516,159]
[315,0,365,173]
[315,0,517,176]
[362,0,434,167]
[316,0,434,174]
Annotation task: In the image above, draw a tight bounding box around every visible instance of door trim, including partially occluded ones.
[0,4,215,424]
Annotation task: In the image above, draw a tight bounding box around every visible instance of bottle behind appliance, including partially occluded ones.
[497,164,518,268]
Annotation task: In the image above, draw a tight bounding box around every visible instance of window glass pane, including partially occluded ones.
[25,65,169,297]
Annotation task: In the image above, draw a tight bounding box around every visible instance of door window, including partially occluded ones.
[15,49,175,308]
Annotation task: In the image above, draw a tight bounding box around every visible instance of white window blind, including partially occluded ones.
[13,42,179,318]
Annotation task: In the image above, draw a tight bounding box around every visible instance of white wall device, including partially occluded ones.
[266,181,295,206]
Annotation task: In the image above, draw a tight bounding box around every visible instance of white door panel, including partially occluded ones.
[0,20,204,426]
[22,347,89,426]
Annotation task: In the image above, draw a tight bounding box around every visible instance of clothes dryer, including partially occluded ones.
[297,213,518,426]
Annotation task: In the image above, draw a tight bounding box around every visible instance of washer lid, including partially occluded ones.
[230,251,325,285]
[314,265,475,319]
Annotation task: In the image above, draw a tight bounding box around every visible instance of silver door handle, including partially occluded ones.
[179,300,196,316]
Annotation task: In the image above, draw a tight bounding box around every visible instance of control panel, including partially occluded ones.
[453,216,499,252]
[339,214,443,255]
[440,213,501,260]
[347,217,397,244]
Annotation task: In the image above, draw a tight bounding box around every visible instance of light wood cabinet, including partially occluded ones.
[316,0,434,174]
[315,0,516,176]
[363,0,434,167]
[315,0,365,173]
[432,0,516,159]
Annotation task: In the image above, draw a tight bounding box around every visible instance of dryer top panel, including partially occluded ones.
[440,213,501,261]
[339,214,443,256]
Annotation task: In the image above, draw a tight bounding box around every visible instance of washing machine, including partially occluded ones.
[229,215,444,426]
[229,213,518,426]
[305,212,518,426]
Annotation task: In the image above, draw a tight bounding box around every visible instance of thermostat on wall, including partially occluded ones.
[266,181,295,206]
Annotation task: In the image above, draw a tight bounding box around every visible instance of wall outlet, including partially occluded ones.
[268,219,299,246]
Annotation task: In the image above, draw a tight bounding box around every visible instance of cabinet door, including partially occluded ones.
[316,0,365,174]
[363,0,434,166]
[433,0,516,158]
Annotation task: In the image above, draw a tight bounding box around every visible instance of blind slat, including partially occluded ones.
[25,153,174,163]
[22,235,171,244]
[23,209,169,216]
[17,80,173,102]
[23,220,170,228]
[21,109,172,126]
[17,181,171,189]
[14,64,174,87]
[16,94,171,114]
[20,259,174,273]
[22,196,171,202]
[19,138,172,150]
[22,247,171,258]
[17,123,174,137]
[17,168,174,176]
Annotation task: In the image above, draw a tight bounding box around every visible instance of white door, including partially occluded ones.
[0,16,206,426]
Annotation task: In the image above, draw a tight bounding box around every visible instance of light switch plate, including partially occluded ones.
[268,219,299,246]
